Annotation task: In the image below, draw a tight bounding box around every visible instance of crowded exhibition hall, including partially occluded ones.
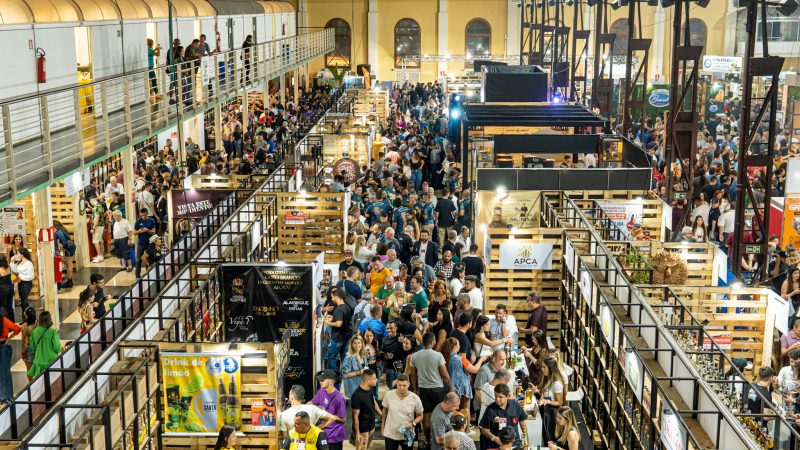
[0,0,799,449]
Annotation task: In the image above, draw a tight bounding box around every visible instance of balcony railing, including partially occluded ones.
[0,27,334,205]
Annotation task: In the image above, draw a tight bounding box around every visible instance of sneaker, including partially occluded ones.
[91,256,100,262]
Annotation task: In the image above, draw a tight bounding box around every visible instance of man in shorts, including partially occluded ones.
[90,196,106,262]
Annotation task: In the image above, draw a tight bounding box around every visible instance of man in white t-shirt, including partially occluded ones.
[478,369,511,423]
[279,385,340,440]
[464,275,483,311]
[489,305,518,351]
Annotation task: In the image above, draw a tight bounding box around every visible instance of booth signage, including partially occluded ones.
[332,157,361,182]
[250,398,277,431]
[702,333,732,350]
[564,238,575,275]
[162,352,242,434]
[624,350,644,402]
[597,202,644,238]
[783,198,800,252]
[223,264,315,394]
[580,269,593,307]
[648,89,670,108]
[0,206,25,238]
[172,189,233,219]
[494,193,537,228]
[701,55,742,73]
[785,160,800,195]
[600,304,614,346]
[660,409,685,450]
[285,211,305,224]
[64,168,91,197]
[498,242,553,270]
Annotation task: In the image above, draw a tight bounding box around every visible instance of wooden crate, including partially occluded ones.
[483,227,563,348]
[639,286,773,367]
[276,192,347,263]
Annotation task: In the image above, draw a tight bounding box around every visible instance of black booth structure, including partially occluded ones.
[480,65,549,102]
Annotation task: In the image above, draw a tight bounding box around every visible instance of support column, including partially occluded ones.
[242,91,249,134]
[264,78,271,109]
[651,4,667,82]
[297,0,308,29]
[724,0,739,56]
[122,147,136,220]
[214,102,223,152]
[506,0,521,58]
[34,189,59,327]
[293,70,299,102]
[305,63,310,90]
[367,0,379,72]
[280,73,287,105]
[73,194,90,270]
[437,0,449,77]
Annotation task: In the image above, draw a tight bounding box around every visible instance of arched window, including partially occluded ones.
[325,18,351,68]
[395,18,421,68]
[465,19,491,58]
[609,19,635,58]
[683,18,707,49]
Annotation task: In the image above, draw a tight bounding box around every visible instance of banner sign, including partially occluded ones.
[624,349,644,402]
[701,55,742,73]
[600,304,614,346]
[64,168,91,197]
[162,352,242,434]
[171,189,233,219]
[332,158,360,182]
[0,206,25,238]
[648,89,670,108]
[661,408,685,450]
[285,211,306,224]
[250,398,277,431]
[783,198,800,251]
[223,264,315,394]
[498,242,553,270]
[597,202,644,238]
[493,192,537,229]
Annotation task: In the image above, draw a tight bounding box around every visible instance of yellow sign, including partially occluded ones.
[783,198,800,251]
[162,352,242,434]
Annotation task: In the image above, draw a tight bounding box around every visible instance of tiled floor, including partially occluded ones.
[7,255,137,396]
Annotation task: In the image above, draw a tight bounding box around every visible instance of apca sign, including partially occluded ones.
[498,242,553,270]
[648,88,670,108]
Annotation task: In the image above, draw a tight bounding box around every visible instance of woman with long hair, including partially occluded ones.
[27,311,61,380]
[397,304,422,344]
[473,315,511,363]
[783,268,800,325]
[341,335,366,398]
[533,357,565,445]
[429,280,449,323]
[78,289,96,334]
[400,335,418,379]
[0,257,13,323]
[214,425,237,450]
[6,234,23,261]
[440,337,482,429]
[0,308,21,404]
[19,306,37,371]
[10,248,35,314]
[363,328,381,400]
[449,265,465,297]
[428,305,453,345]
[53,221,75,288]
[691,215,708,243]
[548,406,580,450]
[353,235,374,267]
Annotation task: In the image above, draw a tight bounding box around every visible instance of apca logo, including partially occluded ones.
[514,245,539,266]
[648,89,670,108]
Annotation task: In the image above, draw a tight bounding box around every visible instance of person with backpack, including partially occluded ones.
[336,266,363,302]
[324,288,352,372]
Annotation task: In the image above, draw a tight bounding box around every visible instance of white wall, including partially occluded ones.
[91,24,125,114]
[122,21,149,72]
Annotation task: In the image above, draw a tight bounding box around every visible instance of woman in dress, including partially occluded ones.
[10,248,35,314]
[341,335,366,399]
[19,307,37,372]
[0,257,13,322]
[440,337,482,429]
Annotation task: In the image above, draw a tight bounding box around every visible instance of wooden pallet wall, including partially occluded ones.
[353,89,388,121]
[320,133,371,167]
[483,227,563,348]
[276,192,347,263]
[638,286,773,367]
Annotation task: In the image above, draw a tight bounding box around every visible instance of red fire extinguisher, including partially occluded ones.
[36,48,46,84]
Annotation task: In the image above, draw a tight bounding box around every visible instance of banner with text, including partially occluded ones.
[162,352,242,435]
[223,264,314,394]
[171,189,233,220]
[498,242,553,270]
[784,198,800,251]
[597,202,644,238]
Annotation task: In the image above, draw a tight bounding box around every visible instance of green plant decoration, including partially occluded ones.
[624,247,654,285]
[327,65,347,85]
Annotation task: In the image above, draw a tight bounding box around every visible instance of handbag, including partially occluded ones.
[27,328,51,362]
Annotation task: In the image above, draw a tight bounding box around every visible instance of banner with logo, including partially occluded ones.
[223,264,314,394]
[701,55,742,74]
[660,408,685,450]
[332,157,360,182]
[162,352,242,435]
[783,198,800,251]
[648,88,670,108]
[624,349,644,402]
[0,206,25,238]
[171,189,233,219]
[498,242,553,270]
[597,202,644,238]
[492,192,537,229]
[250,398,277,431]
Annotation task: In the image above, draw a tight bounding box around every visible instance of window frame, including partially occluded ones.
[465,18,492,61]
[325,18,352,69]
[394,18,421,69]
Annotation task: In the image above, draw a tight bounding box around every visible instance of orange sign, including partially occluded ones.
[285,211,305,225]
[783,198,800,251]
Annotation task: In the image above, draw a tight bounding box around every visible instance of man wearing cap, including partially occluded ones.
[311,370,346,450]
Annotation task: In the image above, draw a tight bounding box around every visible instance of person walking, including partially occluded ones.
[410,332,451,445]
[430,393,460,450]
[0,309,21,404]
[0,257,14,322]
[134,208,157,278]
[54,221,76,288]
[324,288,352,372]
[381,374,424,450]
[351,368,381,450]
[10,248,35,314]
[311,370,346,450]
[341,335,367,399]
[478,383,527,450]
[27,311,61,380]
[111,210,134,272]
[19,307,37,372]
[278,385,339,441]
[89,197,106,262]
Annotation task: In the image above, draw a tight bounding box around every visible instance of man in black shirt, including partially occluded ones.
[768,251,790,293]
[338,250,363,281]
[479,384,527,450]
[450,313,474,362]
[461,244,485,281]
[351,369,381,450]
[520,292,548,349]
[434,189,458,252]
[381,322,406,389]
[745,366,775,425]
[85,273,111,320]
[324,288,351,372]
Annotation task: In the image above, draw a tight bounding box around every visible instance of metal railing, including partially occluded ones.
[0,28,334,204]
[0,82,340,444]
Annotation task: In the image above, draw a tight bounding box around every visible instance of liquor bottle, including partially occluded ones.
[226,376,242,429]
[217,378,228,419]
[525,387,534,405]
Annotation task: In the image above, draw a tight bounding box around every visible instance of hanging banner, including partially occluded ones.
[171,189,233,219]
[580,269,593,308]
[498,242,553,270]
[783,198,800,251]
[624,349,644,402]
[661,408,685,450]
[223,264,315,394]
[64,168,91,197]
[285,211,306,224]
[701,55,742,74]
[162,352,242,435]
[250,398,277,431]
[564,238,575,275]
[597,202,644,238]
[332,157,361,182]
[0,206,25,238]
[600,304,614,346]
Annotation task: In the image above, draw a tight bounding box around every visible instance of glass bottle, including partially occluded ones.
[217,377,228,419]
[226,376,241,429]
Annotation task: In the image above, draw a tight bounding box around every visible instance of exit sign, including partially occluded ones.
[675,193,686,199]
[745,245,761,254]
